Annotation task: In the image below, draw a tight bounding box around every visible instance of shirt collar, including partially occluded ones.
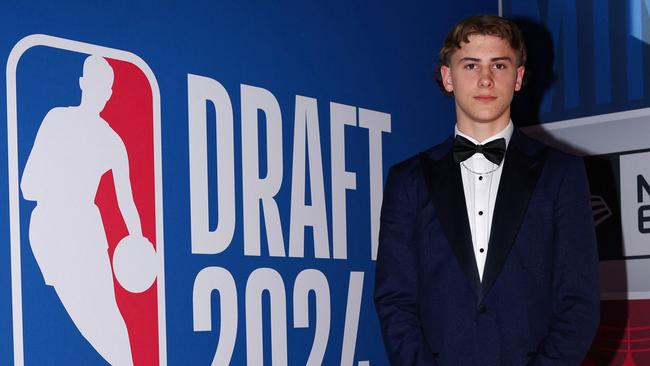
[454,120,514,148]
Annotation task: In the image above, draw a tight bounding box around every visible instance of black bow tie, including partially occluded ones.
[453,135,506,165]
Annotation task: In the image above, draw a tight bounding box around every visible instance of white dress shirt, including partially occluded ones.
[454,121,513,281]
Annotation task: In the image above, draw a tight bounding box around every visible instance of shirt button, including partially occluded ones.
[478,176,483,181]
[479,248,485,253]
[478,210,484,216]
[479,304,487,314]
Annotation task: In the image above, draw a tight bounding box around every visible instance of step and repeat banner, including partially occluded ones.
[0,1,493,365]
[503,1,650,365]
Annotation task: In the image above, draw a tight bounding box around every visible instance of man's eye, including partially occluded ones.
[464,64,477,70]
[493,63,506,70]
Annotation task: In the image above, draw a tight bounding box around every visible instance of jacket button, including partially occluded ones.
[479,304,487,314]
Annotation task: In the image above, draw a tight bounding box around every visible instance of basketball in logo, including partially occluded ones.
[112,235,158,294]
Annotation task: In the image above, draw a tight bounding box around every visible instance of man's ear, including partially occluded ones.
[514,65,525,91]
[440,65,454,92]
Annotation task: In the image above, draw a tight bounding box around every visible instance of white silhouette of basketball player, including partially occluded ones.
[21,55,142,366]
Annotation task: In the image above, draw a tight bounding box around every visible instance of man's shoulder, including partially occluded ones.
[517,129,584,170]
[385,138,453,188]
[390,138,451,171]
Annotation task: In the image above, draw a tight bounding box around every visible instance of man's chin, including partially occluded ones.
[466,116,508,125]
[467,108,510,124]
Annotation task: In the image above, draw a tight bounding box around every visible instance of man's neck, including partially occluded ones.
[456,119,510,142]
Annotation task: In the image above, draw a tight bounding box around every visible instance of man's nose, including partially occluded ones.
[478,68,494,88]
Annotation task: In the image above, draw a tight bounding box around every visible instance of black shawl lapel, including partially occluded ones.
[479,129,546,302]
[420,141,481,299]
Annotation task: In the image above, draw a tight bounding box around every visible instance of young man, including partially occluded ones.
[374,15,599,365]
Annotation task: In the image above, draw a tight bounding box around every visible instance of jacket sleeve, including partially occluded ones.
[530,157,600,365]
[374,165,437,365]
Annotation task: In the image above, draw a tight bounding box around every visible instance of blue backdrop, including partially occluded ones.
[0,1,494,365]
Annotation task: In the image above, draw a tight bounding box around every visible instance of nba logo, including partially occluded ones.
[7,35,166,365]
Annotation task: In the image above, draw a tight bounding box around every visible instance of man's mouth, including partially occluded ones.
[474,95,497,102]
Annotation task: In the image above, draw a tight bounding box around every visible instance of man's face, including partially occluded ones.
[440,34,525,127]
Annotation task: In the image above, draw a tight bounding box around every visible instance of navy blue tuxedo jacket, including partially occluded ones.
[374,129,600,365]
